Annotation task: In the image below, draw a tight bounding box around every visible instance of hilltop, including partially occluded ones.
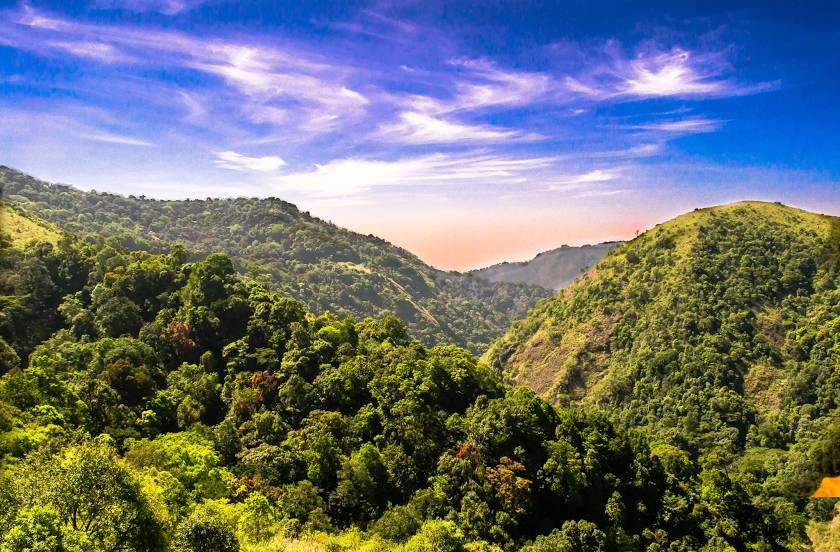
[486,201,840,458]
[471,241,621,290]
[0,166,551,352]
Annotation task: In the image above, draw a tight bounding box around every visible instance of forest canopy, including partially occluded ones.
[1,203,832,551]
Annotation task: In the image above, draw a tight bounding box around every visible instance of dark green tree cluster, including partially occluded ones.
[1,166,550,353]
[0,224,806,550]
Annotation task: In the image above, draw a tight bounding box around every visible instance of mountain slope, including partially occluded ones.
[485,201,840,455]
[0,166,551,352]
[0,203,62,248]
[471,241,621,289]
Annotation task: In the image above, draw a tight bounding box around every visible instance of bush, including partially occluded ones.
[175,509,240,552]
[404,519,464,552]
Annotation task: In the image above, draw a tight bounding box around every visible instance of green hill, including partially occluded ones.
[486,201,840,454]
[470,241,621,290]
[0,166,550,352]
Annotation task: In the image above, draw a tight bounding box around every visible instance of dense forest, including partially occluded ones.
[2,201,835,551]
[0,167,551,353]
[487,201,840,547]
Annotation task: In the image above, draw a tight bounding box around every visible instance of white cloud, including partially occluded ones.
[404,59,553,115]
[215,151,286,172]
[566,46,776,101]
[373,111,530,144]
[622,50,722,97]
[380,59,552,145]
[272,152,559,198]
[556,169,621,185]
[593,143,663,158]
[80,131,154,146]
[8,8,370,138]
[632,117,722,133]
[47,40,132,63]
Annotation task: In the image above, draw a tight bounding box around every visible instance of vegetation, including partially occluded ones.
[0,203,825,550]
[1,166,550,353]
[0,204,61,248]
[487,201,840,546]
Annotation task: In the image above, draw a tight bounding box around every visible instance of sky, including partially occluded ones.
[1,1,839,270]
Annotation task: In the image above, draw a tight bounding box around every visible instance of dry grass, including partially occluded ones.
[1,204,62,247]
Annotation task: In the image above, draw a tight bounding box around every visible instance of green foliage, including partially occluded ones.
[5,439,166,552]
[1,199,836,551]
[487,201,840,549]
[2,166,550,353]
[174,507,240,552]
[404,519,465,552]
[521,520,607,552]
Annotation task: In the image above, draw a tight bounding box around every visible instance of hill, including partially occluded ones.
[0,166,551,352]
[0,220,804,551]
[486,201,840,459]
[471,242,621,290]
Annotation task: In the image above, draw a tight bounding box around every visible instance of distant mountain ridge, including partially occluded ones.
[0,166,551,352]
[470,241,622,290]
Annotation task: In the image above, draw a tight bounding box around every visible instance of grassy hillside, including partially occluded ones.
[471,241,621,290]
[0,203,61,248]
[0,166,550,352]
[486,201,840,456]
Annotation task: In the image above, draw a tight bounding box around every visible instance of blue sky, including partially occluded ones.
[1,0,839,269]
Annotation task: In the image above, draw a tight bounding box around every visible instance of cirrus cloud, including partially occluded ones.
[215,150,286,172]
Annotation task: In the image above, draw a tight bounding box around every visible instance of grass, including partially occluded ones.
[1,204,62,247]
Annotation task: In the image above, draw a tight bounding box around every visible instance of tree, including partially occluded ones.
[330,443,391,525]
[10,439,165,552]
[404,519,465,552]
[522,521,607,552]
[174,508,239,552]
[1,506,80,552]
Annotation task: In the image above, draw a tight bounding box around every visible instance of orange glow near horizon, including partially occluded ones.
[317,202,653,271]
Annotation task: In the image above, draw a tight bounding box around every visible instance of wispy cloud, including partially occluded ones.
[376,58,554,145]
[80,130,155,146]
[272,152,559,198]
[215,150,286,172]
[403,59,553,115]
[0,107,153,147]
[631,117,723,133]
[46,40,134,63]
[592,143,663,158]
[373,111,533,144]
[566,45,777,100]
[5,6,370,139]
[90,0,210,15]
[553,169,621,186]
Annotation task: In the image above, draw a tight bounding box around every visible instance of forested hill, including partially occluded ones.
[470,242,621,290]
[0,166,551,352]
[0,210,830,551]
[485,202,840,468]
